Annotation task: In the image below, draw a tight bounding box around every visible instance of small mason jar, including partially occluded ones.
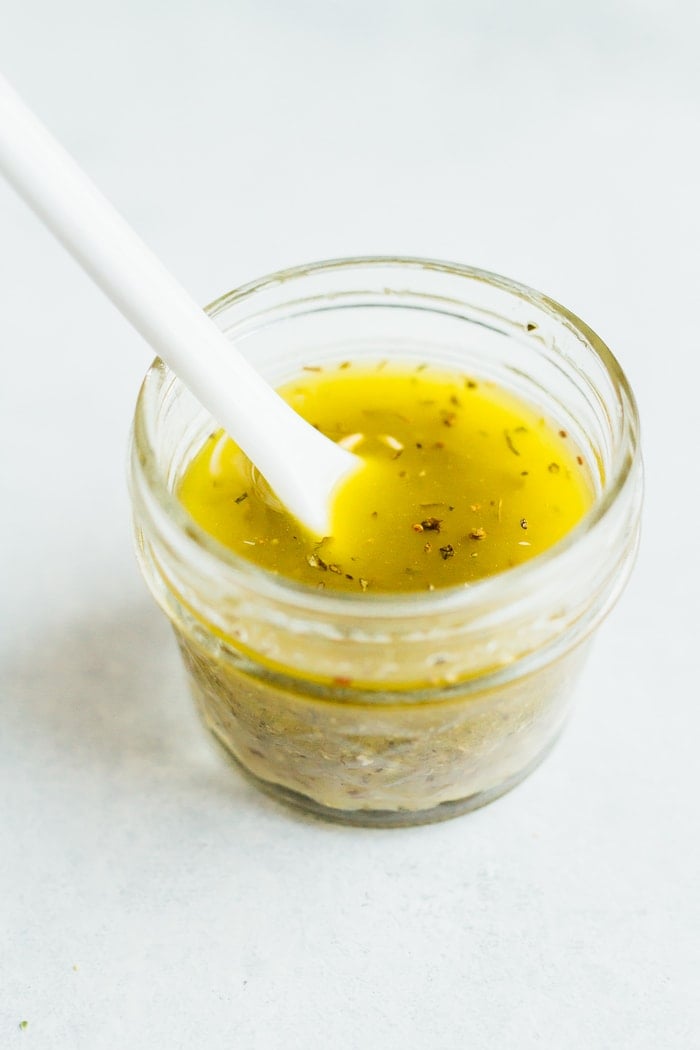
[129,258,642,827]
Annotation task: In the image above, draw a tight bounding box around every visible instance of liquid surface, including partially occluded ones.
[179,362,593,592]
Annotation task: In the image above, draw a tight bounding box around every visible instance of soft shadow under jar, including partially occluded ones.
[129,257,642,826]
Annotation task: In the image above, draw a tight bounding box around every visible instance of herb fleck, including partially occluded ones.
[548,462,560,473]
[469,527,486,541]
[439,544,455,560]
[520,518,528,530]
[421,517,442,532]
[504,430,521,456]
[307,553,328,571]
[234,491,249,504]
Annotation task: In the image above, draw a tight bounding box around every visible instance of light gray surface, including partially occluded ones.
[1,2,698,1047]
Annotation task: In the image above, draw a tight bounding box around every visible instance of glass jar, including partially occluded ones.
[129,258,642,826]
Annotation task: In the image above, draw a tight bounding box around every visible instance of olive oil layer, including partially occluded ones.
[178,363,593,592]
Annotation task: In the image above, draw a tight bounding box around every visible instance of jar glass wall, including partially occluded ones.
[129,258,642,826]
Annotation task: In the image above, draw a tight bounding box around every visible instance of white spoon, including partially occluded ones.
[0,73,360,535]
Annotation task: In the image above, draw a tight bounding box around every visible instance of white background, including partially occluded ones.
[1,2,698,1047]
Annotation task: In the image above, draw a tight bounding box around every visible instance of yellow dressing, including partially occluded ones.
[178,362,593,592]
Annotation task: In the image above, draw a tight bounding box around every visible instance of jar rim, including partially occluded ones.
[131,255,641,621]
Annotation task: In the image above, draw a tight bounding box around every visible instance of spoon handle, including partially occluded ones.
[0,73,356,534]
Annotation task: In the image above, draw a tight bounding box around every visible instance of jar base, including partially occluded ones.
[217,738,559,828]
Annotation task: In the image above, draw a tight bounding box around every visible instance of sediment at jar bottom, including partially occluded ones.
[173,625,589,820]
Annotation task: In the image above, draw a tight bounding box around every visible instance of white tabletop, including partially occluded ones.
[1,2,698,1047]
